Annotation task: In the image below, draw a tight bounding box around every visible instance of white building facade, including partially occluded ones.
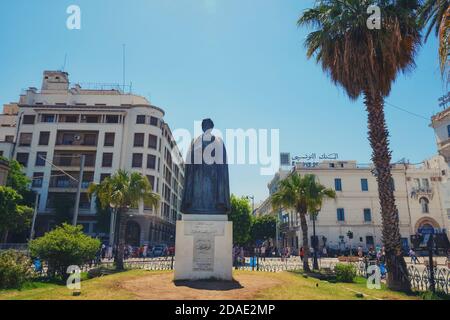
[262,159,449,254]
[0,71,184,246]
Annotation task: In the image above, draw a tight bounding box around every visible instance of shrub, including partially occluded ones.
[29,224,100,279]
[0,250,33,289]
[334,263,357,283]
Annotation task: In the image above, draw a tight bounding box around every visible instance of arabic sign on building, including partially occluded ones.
[292,153,339,167]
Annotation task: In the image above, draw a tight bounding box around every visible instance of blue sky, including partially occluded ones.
[0,0,447,202]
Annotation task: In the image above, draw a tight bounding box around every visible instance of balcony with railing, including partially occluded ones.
[52,152,96,168]
[410,186,434,199]
[49,171,94,191]
[55,131,98,149]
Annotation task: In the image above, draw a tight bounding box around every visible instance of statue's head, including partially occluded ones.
[202,118,214,132]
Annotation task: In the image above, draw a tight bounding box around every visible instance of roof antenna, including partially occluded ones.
[62,53,68,71]
[122,44,126,93]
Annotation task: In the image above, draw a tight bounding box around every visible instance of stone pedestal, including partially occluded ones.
[174,215,233,281]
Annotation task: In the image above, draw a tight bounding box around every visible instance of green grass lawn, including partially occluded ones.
[255,271,419,300]
[0,270,422,300]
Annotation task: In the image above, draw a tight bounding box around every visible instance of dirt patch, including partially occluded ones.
[121,273,283,300]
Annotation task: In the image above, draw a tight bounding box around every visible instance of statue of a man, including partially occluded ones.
[181,119,231,215]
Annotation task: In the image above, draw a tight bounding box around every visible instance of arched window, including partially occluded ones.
[420,197,429,214]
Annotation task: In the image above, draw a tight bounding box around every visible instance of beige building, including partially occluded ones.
[260,158,449,253]
[0,71,184,246]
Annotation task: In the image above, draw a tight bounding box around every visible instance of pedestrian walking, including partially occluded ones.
[299,247,305,262]
[409,248,419,264]
[322,246,327,258]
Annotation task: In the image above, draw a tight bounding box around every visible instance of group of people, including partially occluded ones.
[98,244,171,260]
[362,246,387,278]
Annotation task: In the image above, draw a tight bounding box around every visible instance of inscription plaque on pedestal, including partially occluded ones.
[186,222,224,272]
[193,235,214,271]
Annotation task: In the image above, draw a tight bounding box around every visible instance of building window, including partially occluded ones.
[366,236,374,246]
[32,172,44,188]
[136,115,146,124]
[132,153,143,168]
[102,153,113,168]
[82,115,100,123]
[147,154,156,169]
[105,115,119,124]
[147,175,156,191]
[361,178,369,191]
[100,173,111,182]
[19,133,33,146]
[364,208,372,222]
[447,125,450,138]
[16,153,29,167]
[150,116,158,126]
[420,197,429,213]
[41,114,55,123]
[104,133,115,147]
[5,135,14,143]
[334,178,342,191]
[148,134,158,149]
[35,152,47,166]
[23,115,36,125]
[134,133,144,147]
[60,115,78,123]
[337,208,345,221]
[390,177,395,191]
[38,132,50,146]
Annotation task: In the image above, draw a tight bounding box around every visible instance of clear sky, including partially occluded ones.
[0,0,447,203]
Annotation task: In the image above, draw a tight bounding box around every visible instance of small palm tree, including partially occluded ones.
[271,174,335,272]
[299,0,420,292]
[419,0,449,74]
[88,170,159,270]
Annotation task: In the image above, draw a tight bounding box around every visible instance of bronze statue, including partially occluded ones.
[181,119,230,215]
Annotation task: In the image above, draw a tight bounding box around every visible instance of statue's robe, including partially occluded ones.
[181,133,230,215]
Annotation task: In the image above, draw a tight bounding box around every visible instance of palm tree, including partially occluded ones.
[271,174,335,272]
[298,0,420,291]
[419,0,449,74]
[88,170,159,270]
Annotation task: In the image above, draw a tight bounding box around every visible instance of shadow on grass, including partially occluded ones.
[174,278,244,291]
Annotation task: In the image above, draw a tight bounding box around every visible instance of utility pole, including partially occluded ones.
[29,193,40,241]
[72,155,85,226]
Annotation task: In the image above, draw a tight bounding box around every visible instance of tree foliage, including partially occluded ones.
[0,250,33,289]
[229,195,253,246]
[29,224,100,279]
[271,173,335,271]
[418,0,449,73]
[299,0,417,291]
[251,215,276,243]
[0,186,33,241]
[87,170,160,270]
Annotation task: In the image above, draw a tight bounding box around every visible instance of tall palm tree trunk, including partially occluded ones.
[364,91,411,292]
[299,212,311,272]
[115,211,128,271]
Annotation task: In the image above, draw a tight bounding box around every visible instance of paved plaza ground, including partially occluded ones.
[0,270,421,300]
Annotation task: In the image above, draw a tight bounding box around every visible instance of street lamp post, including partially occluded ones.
[245,195,255,215]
